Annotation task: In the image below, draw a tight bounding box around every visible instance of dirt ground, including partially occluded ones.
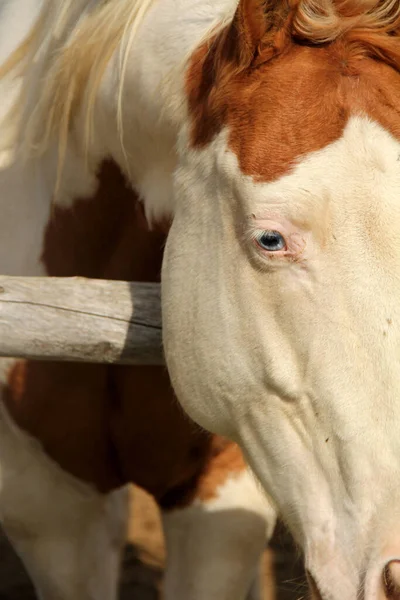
[0,486,306,600]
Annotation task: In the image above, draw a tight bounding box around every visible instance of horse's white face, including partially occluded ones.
[159,0,400,594]
[163,114,400,599]
[161,8,400,588]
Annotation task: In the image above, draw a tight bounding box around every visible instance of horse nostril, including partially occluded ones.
[306,570,324,600]
[383,561,400,599]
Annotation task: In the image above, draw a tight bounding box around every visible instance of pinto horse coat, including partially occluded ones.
[4,0,400,599]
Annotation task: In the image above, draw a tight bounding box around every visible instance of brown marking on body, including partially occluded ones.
[4,161,246,505]
[196,436,247,502]
[186,0,400,182]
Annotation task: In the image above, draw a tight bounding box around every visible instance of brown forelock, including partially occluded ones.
[4,160,246,505]
[186,0,400,181]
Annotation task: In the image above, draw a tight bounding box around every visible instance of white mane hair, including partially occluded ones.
[0,0,155,165]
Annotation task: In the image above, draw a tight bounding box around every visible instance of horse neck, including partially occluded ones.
[0,0,238,277]
[90,0,238,223]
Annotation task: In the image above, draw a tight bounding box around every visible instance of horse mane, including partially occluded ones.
[271,0,400,68]
[292,0,400,42]
[1,0,400,165]
[0,0,154,166]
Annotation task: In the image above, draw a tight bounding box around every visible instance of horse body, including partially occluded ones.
[0,1,276,598]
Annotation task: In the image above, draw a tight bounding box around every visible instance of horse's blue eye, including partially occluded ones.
[256,230,286,252]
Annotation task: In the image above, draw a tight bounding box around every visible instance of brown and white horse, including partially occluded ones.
[3,0,400,599]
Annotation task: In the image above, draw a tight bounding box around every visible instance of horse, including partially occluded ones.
[2,0,400,598]
[0,1,277,599]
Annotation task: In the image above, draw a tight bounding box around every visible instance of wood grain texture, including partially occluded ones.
[0,277,163,364]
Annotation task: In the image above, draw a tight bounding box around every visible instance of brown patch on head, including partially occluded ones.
[186,0,400,182]
[188,41,348,181]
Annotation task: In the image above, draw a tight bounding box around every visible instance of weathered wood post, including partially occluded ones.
[0,276,163,364]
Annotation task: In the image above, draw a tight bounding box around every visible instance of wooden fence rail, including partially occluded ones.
[0,276,163,364]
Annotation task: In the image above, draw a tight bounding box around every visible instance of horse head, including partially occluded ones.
[163,1,400,597]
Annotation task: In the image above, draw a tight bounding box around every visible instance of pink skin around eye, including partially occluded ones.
[250,216,308,262]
